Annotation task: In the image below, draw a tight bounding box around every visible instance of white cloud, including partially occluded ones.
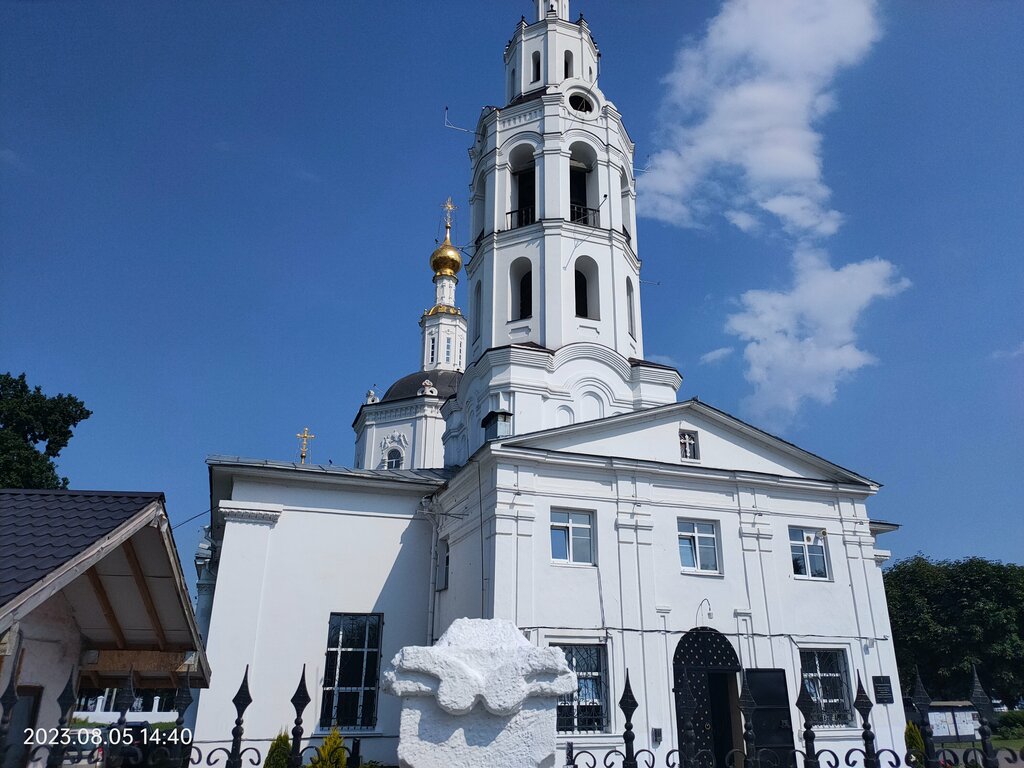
[638,0,904,425]
[699,347,735,365]
[726,247,909,423]
[725,210,759,232]
[991,342,1024,360]
[639,0,879,236]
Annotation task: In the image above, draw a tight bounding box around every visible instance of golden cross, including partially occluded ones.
[296,427,316,464]
[442,196,457,228]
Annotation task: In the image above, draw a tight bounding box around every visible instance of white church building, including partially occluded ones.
[192,2,906,764]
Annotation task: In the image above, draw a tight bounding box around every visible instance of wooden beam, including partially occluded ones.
[123,539,167,651]
[86,568,126,649]
[78,649,208,687]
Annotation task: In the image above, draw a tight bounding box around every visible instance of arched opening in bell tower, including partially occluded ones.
[510,256,534,321]
[574,255,600,320]
[531,51,541,83]
[564,50,574,79]
[569,142,598,227]
[620,169,633,242]
[626,277,636,338]
[509,144,537,229]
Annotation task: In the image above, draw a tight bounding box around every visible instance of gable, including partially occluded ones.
[501,401,874,486]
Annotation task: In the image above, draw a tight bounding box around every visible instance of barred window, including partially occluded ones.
[554,644,609,733]
[799,649,854,727]
[321,613,382,730]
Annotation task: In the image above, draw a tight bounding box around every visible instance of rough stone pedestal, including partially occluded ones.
[383,618,577,768]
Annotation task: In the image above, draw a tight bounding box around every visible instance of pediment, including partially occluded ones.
[500,399,874,487]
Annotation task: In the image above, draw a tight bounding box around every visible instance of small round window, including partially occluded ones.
[568,93,594,113]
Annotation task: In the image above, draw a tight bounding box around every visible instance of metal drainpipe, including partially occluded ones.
[424,496,439,645]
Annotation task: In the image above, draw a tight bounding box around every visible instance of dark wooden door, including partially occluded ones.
[745,669,795,764]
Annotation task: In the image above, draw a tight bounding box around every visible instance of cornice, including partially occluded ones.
[219,501,283,526]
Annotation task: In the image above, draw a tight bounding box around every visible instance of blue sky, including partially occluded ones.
[2,1,1021,589]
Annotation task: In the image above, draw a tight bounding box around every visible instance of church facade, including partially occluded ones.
[192,2,905,763]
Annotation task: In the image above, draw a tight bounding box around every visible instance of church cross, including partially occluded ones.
[296,427,316,464]
[442,196,457,228]
[680,431,696,459]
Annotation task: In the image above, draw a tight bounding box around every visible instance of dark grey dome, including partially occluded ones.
[381,369,462,403]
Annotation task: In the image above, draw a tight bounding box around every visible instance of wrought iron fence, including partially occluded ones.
[563,667,1024,768]
[0,666,362,768]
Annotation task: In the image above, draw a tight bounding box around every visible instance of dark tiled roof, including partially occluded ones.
[381,369,462,403]
[0,490,163,610]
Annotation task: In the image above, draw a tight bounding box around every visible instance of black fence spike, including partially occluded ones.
[854,673,878,768]
[289,666,311,768]
[618,668,639,724]
[232,664,253,719]
[853,672,874,724]
[291,664,311,718]
[968,666,999,768]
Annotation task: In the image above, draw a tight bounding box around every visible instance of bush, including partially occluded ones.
[996,710,1024,735]
[905,721,926,764]
[312,728,347,768]
[263,732,291,768]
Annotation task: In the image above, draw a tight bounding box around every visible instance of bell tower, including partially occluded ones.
[442,4,681,465]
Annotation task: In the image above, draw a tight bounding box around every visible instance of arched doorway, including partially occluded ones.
[673,627,743,768]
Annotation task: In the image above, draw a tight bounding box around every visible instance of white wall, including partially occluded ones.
[194,478,434,764]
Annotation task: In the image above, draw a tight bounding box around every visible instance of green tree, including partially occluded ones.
[311,728,347,768]
[884,556,1024,704]
[262,732,291,768]
[0,372,91,489]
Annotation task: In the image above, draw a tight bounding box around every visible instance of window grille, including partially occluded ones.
[320,613,383,730]
[554,644,609,733]
[799,649,854,726]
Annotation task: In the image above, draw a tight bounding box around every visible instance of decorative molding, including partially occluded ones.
[219,501,282,526]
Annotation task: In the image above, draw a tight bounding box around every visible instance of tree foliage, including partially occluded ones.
[884,555,1024,704]
[262,732,291,768]
[311,728,347,768]
[0,372,91,489]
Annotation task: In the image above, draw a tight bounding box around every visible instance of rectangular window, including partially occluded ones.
[678,520,719,573]
[429,336,436,364]
[445,336,452,363]
[550,510,593,564]
[320,613,382,730]
[799,649,854,726]
[554,644,609,733]
[790,527,829,579]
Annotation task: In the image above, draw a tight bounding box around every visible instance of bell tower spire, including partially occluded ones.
[440,7,681,465]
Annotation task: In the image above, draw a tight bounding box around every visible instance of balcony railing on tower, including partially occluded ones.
[507,207,536,229]
[570,204,599,227]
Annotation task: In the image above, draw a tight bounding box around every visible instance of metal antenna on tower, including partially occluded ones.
[443,106,472,133]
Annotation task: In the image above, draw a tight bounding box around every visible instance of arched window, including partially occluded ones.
[574,255,600,320]
[386,449,402,469]
[472,281,482,340]
[575,271,588,318]
[569,142,598,227]
[531,51,541,82]
[620,169,632,242]
[510,257,533,320]
[510,67,517,99]
[626,277,636,337]
[509,144,536,228]
[564,50,574,79]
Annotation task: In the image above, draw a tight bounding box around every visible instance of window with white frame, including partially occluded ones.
[679,429,699,460]
[799,648,854,726]
[429,335,436,364]
[678,520,720,573]
[790,527,829,579]
[385,449,402,470]
[554,644,608,733]
[320,613,382,730]
[550,510,593,564]
[445,336,452,363]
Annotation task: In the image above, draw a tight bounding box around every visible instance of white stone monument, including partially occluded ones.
[383,618,578,768]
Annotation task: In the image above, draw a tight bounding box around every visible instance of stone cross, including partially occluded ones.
[383,618,577,768]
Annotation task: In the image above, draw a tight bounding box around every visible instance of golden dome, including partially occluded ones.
[430,226,462,278]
